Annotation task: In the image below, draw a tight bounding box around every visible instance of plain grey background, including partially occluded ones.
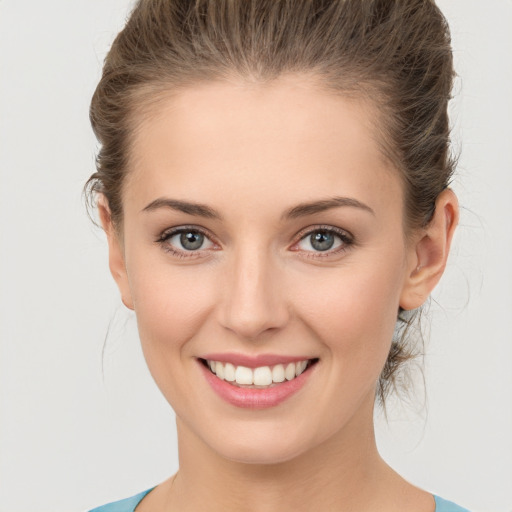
[0,1,511,511]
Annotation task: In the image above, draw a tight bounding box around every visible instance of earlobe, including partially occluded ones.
[399,188,459,311]
[97,197,134,311]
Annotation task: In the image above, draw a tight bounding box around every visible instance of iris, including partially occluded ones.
[310,231,335,251]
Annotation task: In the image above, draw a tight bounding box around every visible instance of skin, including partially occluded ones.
[100,75,458,512]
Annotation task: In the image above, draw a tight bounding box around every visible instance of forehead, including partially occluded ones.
[125,76,402,219]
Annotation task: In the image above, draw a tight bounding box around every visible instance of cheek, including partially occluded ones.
[293,252,406,372]
[127,256,218,377]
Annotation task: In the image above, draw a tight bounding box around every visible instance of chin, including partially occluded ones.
[219,442,306,466]
[204,423,319,466]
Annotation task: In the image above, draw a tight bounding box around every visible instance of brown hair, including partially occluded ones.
[86,0,456,403]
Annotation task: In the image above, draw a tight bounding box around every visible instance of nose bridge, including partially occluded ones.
[219,240,288,340]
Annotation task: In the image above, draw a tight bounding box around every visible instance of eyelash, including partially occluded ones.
[291,225,354,259]
[156,224,354,260]
[156,225,214,259]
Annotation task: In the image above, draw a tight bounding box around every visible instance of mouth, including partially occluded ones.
[198,357,319,389]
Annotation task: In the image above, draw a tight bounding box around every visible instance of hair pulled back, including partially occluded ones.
[87,0,456,403]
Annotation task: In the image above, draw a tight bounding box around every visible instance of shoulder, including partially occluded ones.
[88,488,154,512]
[434,495,472,512]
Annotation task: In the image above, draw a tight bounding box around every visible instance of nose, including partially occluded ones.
[218,245,290,341]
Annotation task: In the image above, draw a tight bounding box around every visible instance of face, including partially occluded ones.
[109,76,420,464]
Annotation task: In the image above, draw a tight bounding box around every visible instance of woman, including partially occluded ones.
[86,1,468,510]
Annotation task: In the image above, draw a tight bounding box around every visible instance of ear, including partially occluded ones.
[400,188,459,311]
[97,196,134,311]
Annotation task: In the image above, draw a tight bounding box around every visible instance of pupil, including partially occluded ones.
[180,231,203,250]
[310,231,334,251]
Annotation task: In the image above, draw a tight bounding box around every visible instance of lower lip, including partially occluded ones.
[198,360,316,409]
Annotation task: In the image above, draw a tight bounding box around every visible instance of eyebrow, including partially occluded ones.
[282,196,375,219]
[141,196,374,220]
[142,198,222,219]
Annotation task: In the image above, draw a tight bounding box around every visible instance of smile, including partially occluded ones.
[197,354,319,408]
[202,358,317,388]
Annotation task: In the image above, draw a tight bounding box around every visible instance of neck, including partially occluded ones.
[168,394,399,512]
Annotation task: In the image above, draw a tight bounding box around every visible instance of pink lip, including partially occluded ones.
[199,352,313,368]
[197,358,317,409]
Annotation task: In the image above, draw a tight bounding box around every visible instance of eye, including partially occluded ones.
[294,227,353,255]
[172,230,210,251]
[158,227,215,255]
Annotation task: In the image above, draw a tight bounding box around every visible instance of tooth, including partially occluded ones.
[215,361,225,380]
[208,360,216,372]
[285,362,295,381]
[295,360,307,376]
[224,362,236,382]
[272,364,285,383]
[235,365,253,385]
[254,366,272,386]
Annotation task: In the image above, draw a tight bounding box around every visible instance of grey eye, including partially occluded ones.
[297,229,344,253]
[166,230,213,251]
[179,231,205,250]
[310,231,335,251]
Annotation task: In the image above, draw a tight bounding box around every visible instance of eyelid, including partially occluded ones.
[157,224,212,241]
[156,225,219,257]
[292,224,354,242]
[289,224,354,255]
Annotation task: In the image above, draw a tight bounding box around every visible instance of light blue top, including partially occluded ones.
[89,489,153,512]
[89,488,471,511]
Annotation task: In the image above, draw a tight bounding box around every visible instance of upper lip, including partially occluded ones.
[199,352,316,368]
